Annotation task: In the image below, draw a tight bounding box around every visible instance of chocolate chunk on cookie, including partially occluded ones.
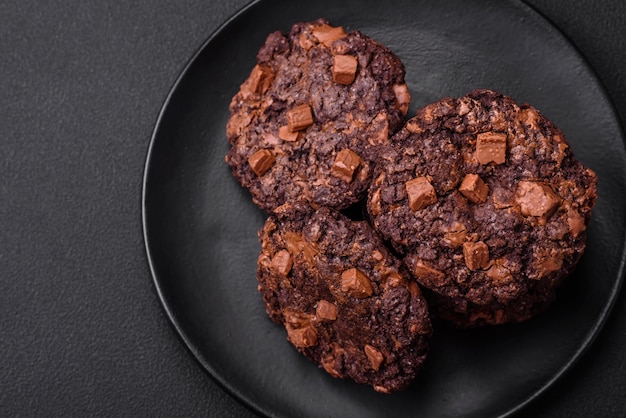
[226,19,410,212]
[367,89,598,327]
[257,204,431,392]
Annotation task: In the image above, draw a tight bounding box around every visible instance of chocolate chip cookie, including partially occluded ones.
[257,203,431,393]
[226,19,410,212]
[367,89,598,327]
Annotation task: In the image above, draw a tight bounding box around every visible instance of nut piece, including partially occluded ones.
[393,83,411,116]
[271,249,292,276]
[332,54,358,85]
[476,132,507,165]
[341,268,373,298]
[406,177,437,211]
[287,104,314,132]
[248,149,275,176]
[364,344,384,371]
[463,241,490,270]
[316,300,337,321]
[287,325,318,348]
[331,149,362,183]
[278,125,299,142]
[248,64,274,95]
[459,173,489,203]
[312,24,346,47]
[515,181,560,219]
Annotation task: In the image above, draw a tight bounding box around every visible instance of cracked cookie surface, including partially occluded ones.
[257,204,431,393]
[367,89,598,327]
[226,19,410,212]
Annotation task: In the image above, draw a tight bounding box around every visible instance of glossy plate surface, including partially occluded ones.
[143,0,626,416]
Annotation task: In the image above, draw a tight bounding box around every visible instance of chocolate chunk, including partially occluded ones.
[287,325,318,348]
[485,258,512,282]
[393,83,411,116]
[565,203,586,237]
[405,119,424,134]
[515,181,560,219]
[405,177,437,211]
[278,125,299,142]
[271,249,292,276]
[257,205,431,392]
[368,89,597,327]
[371,250,384,261]
[341,268,373,298]
[248,64,274,95]
[463,241,490,270]
[532,248,563,279]
[264,132,281,146]
[413,261,445,284]
[287,104,314,132]
[321,349,344,378]
[284,231,318,263]
[312,23,346,47]
[476,132,507,165]
[443,222,467,248]
[520,107,541,130]
[332,54,358,85]
[226,19,409,212]
[248,149,275,176]
[365,112,389,146]
[316,300,338,321]
[370,189,381,216]
[384,271,403,288]
[408,281,423,297]
[284,311,314,329]
[364,344,384,371]
[458,173,489,204]
[331,149,361,183]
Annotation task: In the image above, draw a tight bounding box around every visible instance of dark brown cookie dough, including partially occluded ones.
[367,89,598,327]
[257,204,431,393]
[226,19,410,212]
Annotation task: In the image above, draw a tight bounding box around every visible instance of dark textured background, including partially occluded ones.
[1,0,624,416]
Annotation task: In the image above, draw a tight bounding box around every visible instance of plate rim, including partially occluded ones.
[499,1,626,415]
[141,0,626,416]
[141,1,276,416]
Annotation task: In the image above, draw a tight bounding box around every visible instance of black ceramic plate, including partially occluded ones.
[142,0,626,416]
